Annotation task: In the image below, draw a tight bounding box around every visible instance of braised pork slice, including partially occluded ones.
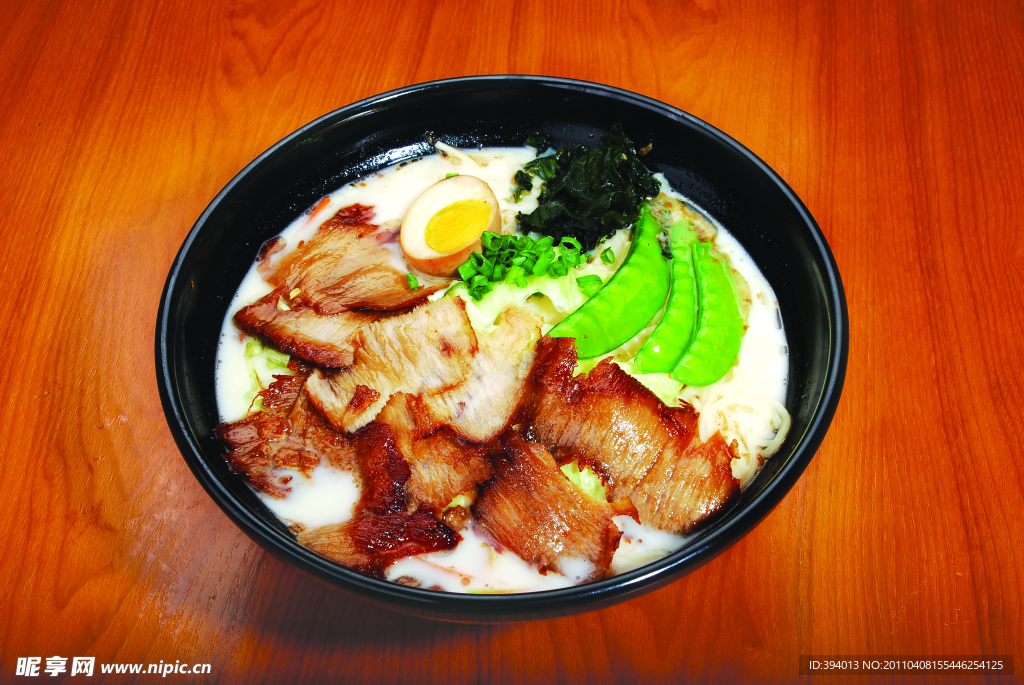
[474,430,637,582]
[264,204,448,314]
[305,296,478,432]
[215,410,293,497]
[298,511,460,579]
[411,305,543,443]
[516,337,741,535]
[297,423,460,578]
[215,361,357,496]
[285,390,359,473]
[348,423,412,516]
[629,433,740,533]
[517,337,697,495]
[376,393,492,511]
[234,287,386,369]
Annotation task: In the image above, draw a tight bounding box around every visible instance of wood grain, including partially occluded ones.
[1,0,1022,681]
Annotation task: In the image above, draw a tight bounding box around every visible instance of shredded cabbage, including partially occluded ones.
[243,338,295,412]
[560,459,608,501]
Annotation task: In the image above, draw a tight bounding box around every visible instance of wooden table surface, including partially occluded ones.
[3,0,1023,682]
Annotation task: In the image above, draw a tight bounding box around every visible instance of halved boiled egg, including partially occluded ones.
[400,174,502,277]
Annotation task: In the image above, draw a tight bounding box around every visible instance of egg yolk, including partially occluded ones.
[424,199,492,253]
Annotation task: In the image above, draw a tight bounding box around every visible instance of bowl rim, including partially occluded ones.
[156,74,848,619]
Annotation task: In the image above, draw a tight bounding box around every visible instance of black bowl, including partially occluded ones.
[156,75,847,622]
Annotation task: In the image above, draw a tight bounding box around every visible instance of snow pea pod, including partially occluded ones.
[548,204,669,358]
[671,242,745,386]
[633,221,700,373]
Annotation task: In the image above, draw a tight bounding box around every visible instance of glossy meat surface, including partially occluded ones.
[296,423,460,577]
[265,204,448,314]
[377,393,493,511]
[214,361,357,496]
[412,304,543,443]
[305,296,478,432]
[474,430,637,582]
[234,287,386,369]
[517,337,740,534]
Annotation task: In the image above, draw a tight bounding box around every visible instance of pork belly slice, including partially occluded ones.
[518,337,699,495]
[214,361,357,496]
[253,359,311,412]
[264,203,449,314]
[285,389,360,473]
[297,422,460,578]
[234,287,387,369]
[411,305,543,443]
[474,430,638,583]
[305,296,478,432]
[629,432,740,533]
[517,337,741,535]
[298,511,460,579]
[377,393,492,511]
[215,411,294,497]
[348,422,413,516]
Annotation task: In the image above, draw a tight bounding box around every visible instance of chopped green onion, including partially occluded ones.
[576,274,603,297]
[532,250,554,275]
[446,172,459,178]
[452,228,603,300]
[547,260,568,278]
[476,255,494,277]
[560,236,582,253]
[406,272,420,289]
[601,248,615,264]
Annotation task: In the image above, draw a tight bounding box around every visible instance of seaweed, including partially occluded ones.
[514,124,659,252]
